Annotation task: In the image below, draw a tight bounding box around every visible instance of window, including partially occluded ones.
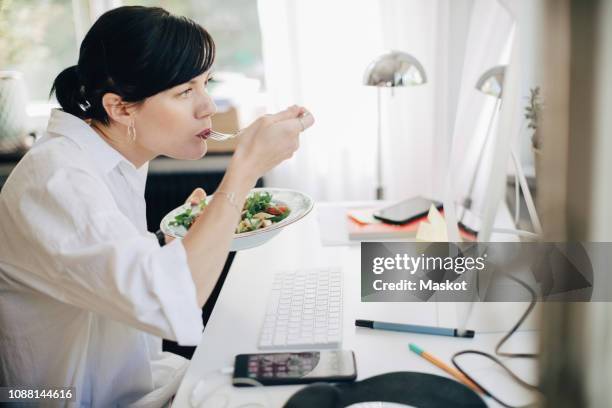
[0,0,264,130]
[121,0,265,82]
[0,0,79,102]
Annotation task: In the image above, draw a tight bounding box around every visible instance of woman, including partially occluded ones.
[0,6,313,406]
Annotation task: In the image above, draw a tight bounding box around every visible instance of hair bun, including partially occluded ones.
[50,65,90,119]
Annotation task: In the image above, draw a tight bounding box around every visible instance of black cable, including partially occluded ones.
[494,277,538,359]
[451,275,540,408]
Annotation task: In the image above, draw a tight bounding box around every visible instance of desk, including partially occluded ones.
[173,202,538,407]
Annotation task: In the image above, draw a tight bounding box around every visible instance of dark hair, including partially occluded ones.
[50,6,215,124]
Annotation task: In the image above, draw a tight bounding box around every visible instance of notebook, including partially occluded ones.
[346,209,424,240]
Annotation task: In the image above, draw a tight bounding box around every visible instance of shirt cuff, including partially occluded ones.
[150,238,203,346]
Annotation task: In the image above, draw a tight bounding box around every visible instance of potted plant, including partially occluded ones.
[524,86,543,175]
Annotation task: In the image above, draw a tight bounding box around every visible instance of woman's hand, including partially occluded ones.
[185,187,207,205]
[164,188,208,245]
[229,105,315,182]
[182,107,314,308]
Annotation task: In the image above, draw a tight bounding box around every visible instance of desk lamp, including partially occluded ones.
[465,65,542,237]
[363,51,427,199]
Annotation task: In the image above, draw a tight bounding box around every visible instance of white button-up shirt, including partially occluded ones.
[0,109,204,407]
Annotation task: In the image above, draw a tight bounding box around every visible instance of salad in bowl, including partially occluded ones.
[160,188,313,251]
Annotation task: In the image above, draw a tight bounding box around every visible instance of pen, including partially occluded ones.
[409,343,484,394]
[355,319,475,338]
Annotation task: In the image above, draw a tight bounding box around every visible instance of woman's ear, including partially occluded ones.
[101,93,136,126]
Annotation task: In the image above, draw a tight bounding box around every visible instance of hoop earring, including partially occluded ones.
[127,119,136,142]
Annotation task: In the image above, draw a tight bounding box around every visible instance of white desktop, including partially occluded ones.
[172,202,538,408]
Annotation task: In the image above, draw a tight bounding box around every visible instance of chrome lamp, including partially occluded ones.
[363,51,427,199]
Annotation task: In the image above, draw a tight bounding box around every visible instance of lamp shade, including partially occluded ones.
[363,51,427,87]
[475,65,506,98]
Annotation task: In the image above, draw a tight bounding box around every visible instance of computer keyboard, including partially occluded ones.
[258,267,343,350]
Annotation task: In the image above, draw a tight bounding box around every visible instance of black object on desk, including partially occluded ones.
[283,371,486,408]
[373,196,443,225]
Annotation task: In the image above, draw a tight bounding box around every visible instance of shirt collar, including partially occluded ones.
[50,109,148,170]
[46,109,149,195]
[47,109,129,174]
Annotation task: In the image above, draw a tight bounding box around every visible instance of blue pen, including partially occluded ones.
[355,319,475,338]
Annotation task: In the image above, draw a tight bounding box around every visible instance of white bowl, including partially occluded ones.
[160,188,314,251]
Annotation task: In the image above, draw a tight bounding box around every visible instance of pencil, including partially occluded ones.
[409,343,484,394]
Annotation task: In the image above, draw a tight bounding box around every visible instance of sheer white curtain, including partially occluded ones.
[257,0,383,201]
[377,0,475,201]
[257,0,511,203]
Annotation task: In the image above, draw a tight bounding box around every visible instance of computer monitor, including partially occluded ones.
[475,34,521,242]
[442,11,540,243]
[439,2,533,337]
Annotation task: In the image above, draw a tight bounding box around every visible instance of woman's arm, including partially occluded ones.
[182,106,314,307]
[181,162,256,307]
[1,162,205,345]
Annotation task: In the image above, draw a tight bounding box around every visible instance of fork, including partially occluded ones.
[208,129,239,141]
[208,112,311,141]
